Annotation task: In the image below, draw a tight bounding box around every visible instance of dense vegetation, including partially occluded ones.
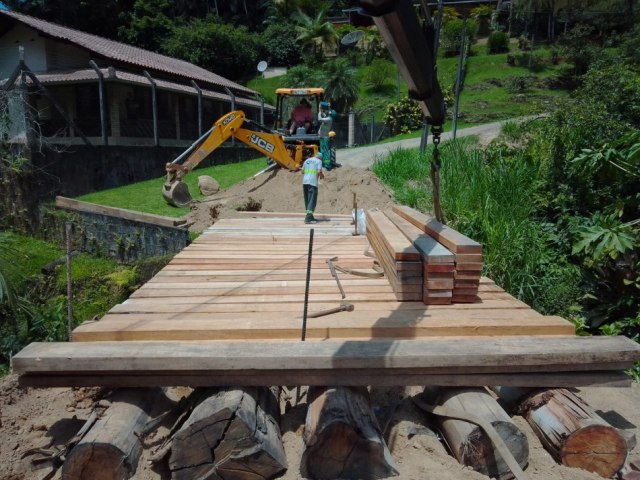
[373,26,640,379]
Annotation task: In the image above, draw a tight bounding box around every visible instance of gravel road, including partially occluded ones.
[336,120,507,169]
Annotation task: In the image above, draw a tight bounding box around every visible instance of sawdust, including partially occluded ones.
[186,166,396,233]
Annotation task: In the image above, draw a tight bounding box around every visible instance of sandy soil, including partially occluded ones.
[185,166,397,233]
[1,374,639,480]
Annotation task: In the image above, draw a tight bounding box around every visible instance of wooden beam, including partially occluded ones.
[17,370,632,389]
[12,336,640,377]
[56,197,186,228]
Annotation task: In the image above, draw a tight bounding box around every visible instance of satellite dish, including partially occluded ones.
[257,61,268,73]
[340,30,364,47]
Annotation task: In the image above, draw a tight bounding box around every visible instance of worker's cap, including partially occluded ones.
[320,101,330,108]
[316,152,323,159]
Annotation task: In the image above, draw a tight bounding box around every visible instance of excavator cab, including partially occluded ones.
[274,88,325,141]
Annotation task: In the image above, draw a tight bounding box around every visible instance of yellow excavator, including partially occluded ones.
[162,110,318,207]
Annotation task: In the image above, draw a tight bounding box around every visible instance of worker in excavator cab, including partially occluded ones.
[289,98,313,135]
[318,101,341,170]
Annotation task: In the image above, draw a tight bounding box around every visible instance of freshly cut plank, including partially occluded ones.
[367,210,421,261]
[392,205,482,254]
[71,313,575,342]
[383,210,455,264]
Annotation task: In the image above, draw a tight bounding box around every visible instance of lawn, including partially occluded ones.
[77,157,270,218]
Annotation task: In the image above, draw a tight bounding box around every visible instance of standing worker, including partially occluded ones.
[302,151,325,224]
[318,101,341,170]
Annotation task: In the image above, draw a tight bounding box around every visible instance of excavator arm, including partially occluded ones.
[162,110,317,207]
[359,0,445,125]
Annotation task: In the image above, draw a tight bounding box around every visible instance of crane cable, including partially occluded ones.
[420,0,446,224]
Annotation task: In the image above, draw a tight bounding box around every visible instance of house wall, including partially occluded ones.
[31,144,260,198]
[0,24,94,76]
[0,23,47,75]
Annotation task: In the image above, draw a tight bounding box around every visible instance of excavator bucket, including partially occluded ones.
[162,180,193,207]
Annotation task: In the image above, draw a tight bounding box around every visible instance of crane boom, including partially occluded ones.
[359,0,445,125]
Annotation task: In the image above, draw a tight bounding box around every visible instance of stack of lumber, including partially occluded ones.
[366,210,422,301]
[392,205,483,303]
[384,210,455,305]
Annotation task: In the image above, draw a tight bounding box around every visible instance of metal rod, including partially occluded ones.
[301,228,314,341]
[143,71,159,146]
[89,60,108,145]
[191,80,203,136]
[65,222,74,341]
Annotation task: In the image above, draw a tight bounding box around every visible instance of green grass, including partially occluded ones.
[0,232,63,291]
[372,137,581,316]
[247,43,570,129]
[77,157,270,217]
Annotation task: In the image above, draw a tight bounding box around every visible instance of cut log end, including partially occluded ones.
[62,443,132,480]
[561,424,628,478]
[461,421,529,479]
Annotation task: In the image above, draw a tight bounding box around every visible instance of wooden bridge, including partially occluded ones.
[12,211,640,387]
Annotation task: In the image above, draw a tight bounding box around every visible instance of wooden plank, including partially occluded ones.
[72,314,574,342]
[383,210,455,264]
[392,205,482,254]
[56,196,186,228]
[13,336,640,375]
[109,297,532,313]
[366,210,421,261]
[18,370,632,388]
[233,211,352,219]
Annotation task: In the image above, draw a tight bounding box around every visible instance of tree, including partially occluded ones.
[293,9,338,60]
[162,16,261,80]
[322,58,358,112]
[118,0,174,51]
[261,21,302,66]
[4,0,134,40]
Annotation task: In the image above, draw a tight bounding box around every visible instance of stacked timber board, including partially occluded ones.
[393,205,483,303]
[12,211,640,388]
[365,210,423,301]
[384,210,455,305]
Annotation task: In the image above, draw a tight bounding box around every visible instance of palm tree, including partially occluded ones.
[293,9,338,58]
[322,58,359,113]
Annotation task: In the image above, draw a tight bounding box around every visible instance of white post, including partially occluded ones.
[348,109,355,148]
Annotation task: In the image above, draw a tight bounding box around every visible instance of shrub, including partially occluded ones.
[487,31,509,54]
[261,22,302,67]
[505,75,536,93]
[364,59,395,92]
[440,18,478,57]
[383,96,423,135]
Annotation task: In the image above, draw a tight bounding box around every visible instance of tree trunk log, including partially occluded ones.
[494,387,628,478]
[422,386,529,480]
[302,386,398,480]
[62,388,162,480]
[168,387,286,480]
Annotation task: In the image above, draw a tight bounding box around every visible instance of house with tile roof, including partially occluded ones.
[0,9,268,147]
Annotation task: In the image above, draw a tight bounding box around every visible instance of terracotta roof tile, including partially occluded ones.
[0,10,256,96]
[8,67,270,109]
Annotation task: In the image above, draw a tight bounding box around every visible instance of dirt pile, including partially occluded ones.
[186,166,397,233]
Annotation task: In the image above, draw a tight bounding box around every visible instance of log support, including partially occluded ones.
[302,386,398,480]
